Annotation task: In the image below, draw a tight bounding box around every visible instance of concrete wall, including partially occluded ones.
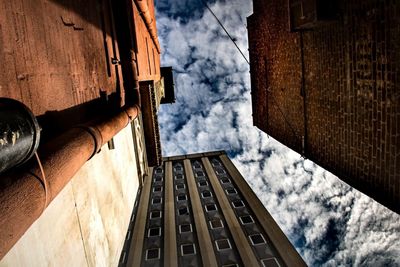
[0,125,140,267]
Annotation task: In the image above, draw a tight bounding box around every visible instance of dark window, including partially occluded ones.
[152,197,162,205]
[215,168,226,175]
[154,177,163,182]
[155,168,163,174]
[179,224,192,233]
[175,173,183,180]
[177,194,187,202]
[211,160,221,167]
[148,227,161,237]
[193,161,202,169]
[209,219,224,229]
[176,183,185,190]
[150,211,162,219]
[198,181,208,187]
[239,215,254,225]
[250,234,266,245]
[174,165,183,171]
[195,171,205,177]
[226,188,237,195]
[261,258,280,267]
[232,200,245,208]
[181,244,196,256]
[178,207,189,216]
[146,248,160,260]
[220,177,230,184]
[153,186,163,192]
[201,190,212,198]
[215,239,232,251]
[205,204,217,212]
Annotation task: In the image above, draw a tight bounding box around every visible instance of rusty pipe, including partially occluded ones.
[134,0,160,53]
[0,105,139,259]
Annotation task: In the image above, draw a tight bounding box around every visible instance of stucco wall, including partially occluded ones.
[0,125,140,267]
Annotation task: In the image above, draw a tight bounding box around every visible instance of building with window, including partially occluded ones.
[247,0,400,213]
[119,151,306,267]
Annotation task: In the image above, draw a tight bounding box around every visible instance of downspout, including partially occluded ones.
[0,62,141,260]
[134,0,160,53]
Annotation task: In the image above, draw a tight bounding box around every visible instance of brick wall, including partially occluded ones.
[248,0,400,213]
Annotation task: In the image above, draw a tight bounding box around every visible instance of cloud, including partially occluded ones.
[156,0,400,266]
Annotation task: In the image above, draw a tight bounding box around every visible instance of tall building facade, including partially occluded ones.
[119,151,306,267]
[247,0,400,213]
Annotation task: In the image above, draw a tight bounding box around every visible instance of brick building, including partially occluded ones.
[247,0,400,213]
[119,151,306,267]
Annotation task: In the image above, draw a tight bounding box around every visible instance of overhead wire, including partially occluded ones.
[200,0,250,65]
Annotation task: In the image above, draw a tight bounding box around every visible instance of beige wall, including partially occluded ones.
[0,125,140,267]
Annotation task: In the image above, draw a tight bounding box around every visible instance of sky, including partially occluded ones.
[154,0,400,266]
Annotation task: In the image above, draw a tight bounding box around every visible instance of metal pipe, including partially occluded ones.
[0,105,140,259]
[134,0,160,53]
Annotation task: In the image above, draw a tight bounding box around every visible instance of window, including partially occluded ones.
[249,234,266,245]
[148,227,161,237]
[215,168,226,175]
[215,239,232,251]
[152,197,162,205]
[174,165,183,172]
[181,244,196,256]
[201,190,212,198]
[239,215,254,225]
[177,194,187,202]
[178,207,189,216]
[211,160,221,167]
[153,186,163,192]
[261,258,281,267]
[198,181,208,187]
[209,219,224,229]
[154,176,163,182]
[205,204,217,212]
[193,161,202,169]
[179,224,193,233]
[145,248,160,260]
[150,210,162,219]
[155,168,163,174]
[195,171,205,177]
[220,177,230,184]
[175,173,184,180]
[232,200,245,208]
[176,183,185,190]
[226,188,237,195]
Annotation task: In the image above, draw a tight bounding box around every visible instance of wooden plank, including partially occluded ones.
[183,159,218,267]
[219,155,307,267]
[164,161,178,267]
[202,157,260,267]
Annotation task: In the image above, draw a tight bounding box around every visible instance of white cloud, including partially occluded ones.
[156,0,400,266]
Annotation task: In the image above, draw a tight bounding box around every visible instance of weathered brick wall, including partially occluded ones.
[249,0,400,213]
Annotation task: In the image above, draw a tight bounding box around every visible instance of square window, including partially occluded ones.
[220,177,230,184]
[148,227,161,237]
[232,200,245,208]
[226,188,237,195]
[215,239,232,251]
[195,171,205,177]
[154,176,163,182]
[261,258,281,267]
[215,168,226,175]
[176,183,185,190]
[209,219,224,229]
[174,165,183,171]
[179,224,193,233]
[201,190,212,198]
[249,234,266,245]
[150,210,162,219]
[177,194,187,202]
[193,161,202,169]
[205,204,217,212]
[198,181,208,187]
[239,215,254,225]
[145,248,160,260]
[211,160,221,167]
[175,173,184,180]
[155,168,163,174]
[153,186,163,192]
[181,244,196,256]
[152,197,162,205]
[178,207,189,216]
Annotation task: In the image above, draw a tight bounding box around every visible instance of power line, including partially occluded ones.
[200,0,250,65]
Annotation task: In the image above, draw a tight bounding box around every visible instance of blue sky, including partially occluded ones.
[155,0,400,266]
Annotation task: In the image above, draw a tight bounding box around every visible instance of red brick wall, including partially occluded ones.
[248,0,400,213]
